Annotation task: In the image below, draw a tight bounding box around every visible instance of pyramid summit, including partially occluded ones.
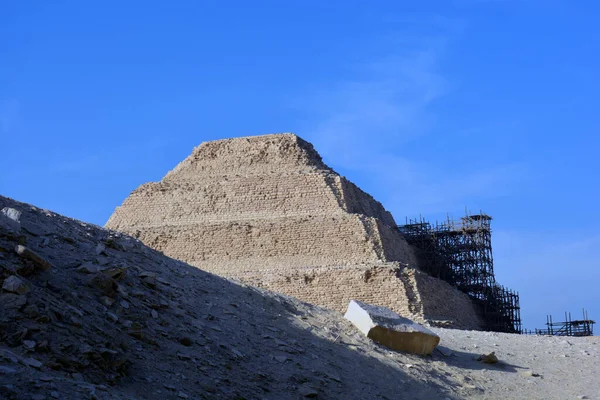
[164,133,334,179]
[107,133,482,328]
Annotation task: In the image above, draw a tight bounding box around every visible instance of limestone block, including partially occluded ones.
[344,300,440,355]
[0,207,21,235]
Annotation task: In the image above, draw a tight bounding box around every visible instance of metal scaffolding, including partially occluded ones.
[524,310,595,336]
[398,212,522,333]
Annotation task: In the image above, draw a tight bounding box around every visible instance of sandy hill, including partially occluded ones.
[1,195,598,400]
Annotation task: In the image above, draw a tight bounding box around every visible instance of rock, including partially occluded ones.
[22,357,43,369]
[71,372,84,381]
[15,245,53,271]
[0,366,18,375]
[100,296,115,306]
[2,275,30,294]
[177,392,189,399]
[0,207,21,235]
[179,337,193,346]
[1,208,22,224]
[96,256,110,265]
[0,348,20,363]
[95,243,106,255]
[0,293,27,310]
[231,348,243,358]
[139,271,156,279]
[298,383,319,398]
[436,346,454,357]
[22,340,36,350]
[140,275,156,289]
[85,273,118,297]
[6,328,28,346]
[15,262,37,277]
[76,262,103,274]
[107,312,119,322]
[477,352,498,364]
[103,267,127,280]
[128,323,144,339]
[344,300,440,355]
[50,391,59,398]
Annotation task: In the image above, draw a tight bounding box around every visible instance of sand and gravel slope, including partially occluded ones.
[1,195,598,399]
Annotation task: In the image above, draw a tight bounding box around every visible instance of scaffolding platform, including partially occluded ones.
[524,310,595,336]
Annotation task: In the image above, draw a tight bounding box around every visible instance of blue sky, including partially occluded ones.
[1,0,598,331]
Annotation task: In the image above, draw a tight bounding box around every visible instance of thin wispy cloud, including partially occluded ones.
[304,48,445,163]
[300,23,529,218]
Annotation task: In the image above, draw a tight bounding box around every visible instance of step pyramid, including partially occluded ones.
[107,133,482,329]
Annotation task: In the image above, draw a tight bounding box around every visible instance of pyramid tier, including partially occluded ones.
[126,214,415,275]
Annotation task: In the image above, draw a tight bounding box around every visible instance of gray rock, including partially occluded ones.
[2,276,30,295]
[22,340,36,350]
[0,207,21,235]
[298,383,319,398]
[76,262,103,274]
[0,366,18,375]
[344,300,440,355]
[95,243,106,255]
[15,245,53,271]
[0,293,27,310]
[436,346,454,357]
[22,357,43,369]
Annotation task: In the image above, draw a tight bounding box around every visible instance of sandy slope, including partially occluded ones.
[0,195,598,400]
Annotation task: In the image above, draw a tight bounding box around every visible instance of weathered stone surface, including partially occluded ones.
[2,276,30,295]
[344,300,440,355]
[15,245,52,271]
[0,207,21,235]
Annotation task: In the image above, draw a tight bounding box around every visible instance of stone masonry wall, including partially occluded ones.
[236,263,482,329]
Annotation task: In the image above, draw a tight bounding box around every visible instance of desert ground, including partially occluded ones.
[1,195,598,399]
